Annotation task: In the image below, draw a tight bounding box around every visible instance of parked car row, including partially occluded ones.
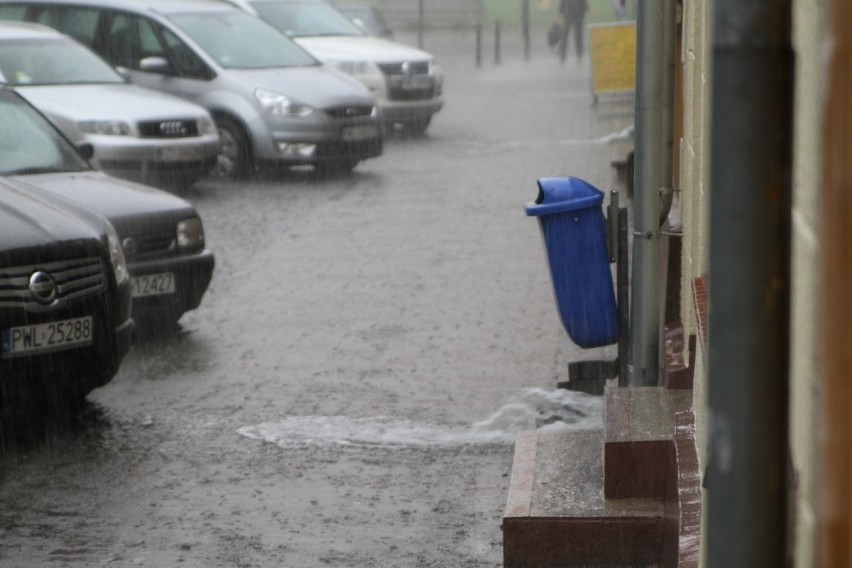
[0,0,442,180]
[0,0,441,417]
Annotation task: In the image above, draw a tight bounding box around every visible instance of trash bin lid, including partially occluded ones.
[524,177,604,216]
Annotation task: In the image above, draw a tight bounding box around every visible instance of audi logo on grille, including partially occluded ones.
[159,121,189,136]
[29,271,58,305]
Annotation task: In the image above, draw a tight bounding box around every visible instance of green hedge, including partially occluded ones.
[482,0,635,26]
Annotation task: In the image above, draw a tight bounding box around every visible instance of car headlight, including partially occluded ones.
[106,223,129,285]
[177,216,205,252]
[78,120,131,136]
[198,116,217,136]
[331,60,381,77]
[255,88,313,117]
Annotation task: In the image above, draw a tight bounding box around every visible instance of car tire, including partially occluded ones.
[402,116,432,136]
[215,116,253,179]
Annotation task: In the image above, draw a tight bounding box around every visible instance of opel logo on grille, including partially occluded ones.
[29,271,58,305]
[160,121,188,136]
[122,237,137,256]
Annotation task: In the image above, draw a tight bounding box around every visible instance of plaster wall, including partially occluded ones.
[789,0,826,565]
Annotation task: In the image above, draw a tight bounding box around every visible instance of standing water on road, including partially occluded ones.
[237,388,603,449]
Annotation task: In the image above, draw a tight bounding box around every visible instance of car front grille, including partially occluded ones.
[123,234,176,261]
[325,105,375,119]
[377,61,430,75]
[376,62,437,102]
[138,119,199,138]
[0,257,105,312]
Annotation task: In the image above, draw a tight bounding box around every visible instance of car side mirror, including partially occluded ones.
[139,56,171,74]
[77,142,95,162]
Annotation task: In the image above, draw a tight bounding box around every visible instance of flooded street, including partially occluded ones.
[0,29,630,567]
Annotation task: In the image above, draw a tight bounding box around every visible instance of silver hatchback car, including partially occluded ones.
[0,21,219,189]
[0,0,383,177]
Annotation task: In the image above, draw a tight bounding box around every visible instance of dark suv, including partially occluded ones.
[0,176,133,415]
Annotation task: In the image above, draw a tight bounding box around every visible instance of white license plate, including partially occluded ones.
[131,272,175,297]
[2,316,94,358]
[342,125,378,142]
[155,146,207,161]
[403,75,433,89]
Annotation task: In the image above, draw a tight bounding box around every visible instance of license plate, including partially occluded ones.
[2,316,93,358]
[131,272,175,297]
[403,75,433,89]
[155,146,207,161]
[342,125,378,142]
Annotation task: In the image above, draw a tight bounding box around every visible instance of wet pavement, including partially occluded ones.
[0,28,632,567]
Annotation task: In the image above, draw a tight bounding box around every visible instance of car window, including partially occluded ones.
[104,12,165,70]
[0,91,88,175]
[0,38,123,85]
[250,0,364,38]
[160,26,211,79]
[167,11,317,69]
[0,4,27,20]
[32,5,100,44]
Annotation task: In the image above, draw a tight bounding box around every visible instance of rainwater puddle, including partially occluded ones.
[237,388,602,449]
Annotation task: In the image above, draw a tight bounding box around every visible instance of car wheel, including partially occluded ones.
[402,116,432,136]
[215,117,253,179]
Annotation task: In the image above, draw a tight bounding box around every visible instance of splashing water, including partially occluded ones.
[237,388,602,449]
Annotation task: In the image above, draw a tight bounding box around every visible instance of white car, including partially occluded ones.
[0,21,219,189]
[225,0,443,135]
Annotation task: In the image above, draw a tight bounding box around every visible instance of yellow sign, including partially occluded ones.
[588,22,636,94]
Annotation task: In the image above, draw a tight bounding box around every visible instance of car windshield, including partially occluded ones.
[168,11,318,69]
[0,38,124,86]
[0,90,89,175]
[249,1,365,38]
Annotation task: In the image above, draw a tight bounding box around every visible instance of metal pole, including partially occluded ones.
[418,0,424,49]
[706,1,793,566]
[628,0,675,386]
[495,21,501,65]
[476,24,482,67]
[522,0,530,61]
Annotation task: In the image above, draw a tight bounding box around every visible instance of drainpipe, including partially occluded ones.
[628,0,676,386]
[706,2,792,567]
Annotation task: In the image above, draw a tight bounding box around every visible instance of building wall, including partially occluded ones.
[678,0,711,564]
[789,0,826,565]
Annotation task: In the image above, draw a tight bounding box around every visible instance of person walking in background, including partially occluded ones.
[558,0,588,63]
[613,0,628,19]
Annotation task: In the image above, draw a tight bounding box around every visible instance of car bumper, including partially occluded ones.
[249,112,383,166]
[379,97,444,124]
[86,134,219,182]
[128,249,215,322]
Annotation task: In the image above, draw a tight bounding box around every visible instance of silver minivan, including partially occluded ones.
[0,0,383,177]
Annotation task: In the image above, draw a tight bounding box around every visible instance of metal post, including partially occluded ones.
[628,0,676,386]
[706,1,793,566]
[476,24,482,67]
[522,0,530,61]
[495,21,501,65]
[418,0,424,49]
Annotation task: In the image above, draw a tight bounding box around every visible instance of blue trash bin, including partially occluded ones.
[525,177,619,348]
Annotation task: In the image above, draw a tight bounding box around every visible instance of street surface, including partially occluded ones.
[0,29,632,567]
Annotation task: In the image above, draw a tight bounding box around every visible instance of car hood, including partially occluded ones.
[228,64,374,107]
[0,177,104,253]
[296,36,432,64]
[15,84,211,122]
[9,171,197,241]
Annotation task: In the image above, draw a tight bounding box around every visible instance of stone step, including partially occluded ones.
[604,386,693,500]
[503,429,668,567]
